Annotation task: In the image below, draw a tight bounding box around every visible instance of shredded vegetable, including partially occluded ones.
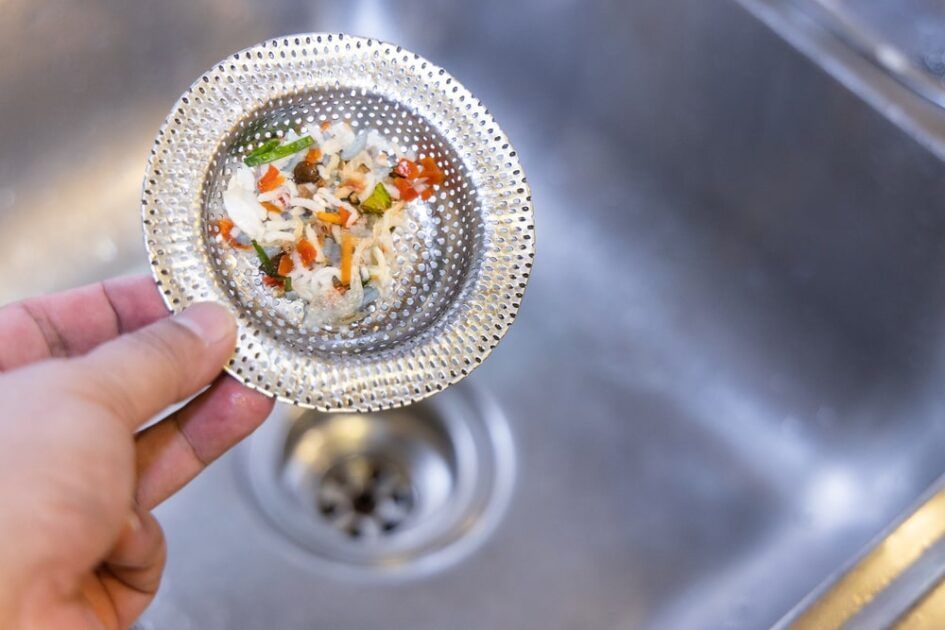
[252,240,277,276]
[215,218,250,249]
[361,183,392,214]
[316,211,345,225]
[244,136,315,167]
[257,165,284,193]
[340,232,355,287]
[394,177,419,202]
[245,138,280,162]
[277,253,294,276]
[297,238,317,267]
[419,156,446,185]
[219,121,448,324]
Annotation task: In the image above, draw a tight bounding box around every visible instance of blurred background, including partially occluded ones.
[6,0,945,628]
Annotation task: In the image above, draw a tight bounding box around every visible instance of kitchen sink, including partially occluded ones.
[4,1,945,628]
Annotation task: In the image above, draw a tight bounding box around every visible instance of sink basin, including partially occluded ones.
[4,1,945,628]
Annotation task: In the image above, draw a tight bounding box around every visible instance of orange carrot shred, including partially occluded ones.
[394,177,418,202]
[277,253,294,276]
[340,232,355,287]
[419,156,445,185]
[258,165,284,192]
[297,238,317,267]
[214,218,249,249]
[316,211,345,225]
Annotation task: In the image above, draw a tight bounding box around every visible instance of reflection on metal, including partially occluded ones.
[781,479,945,629]
[786,0,945,110]
[737,0,945,162]
[0,137,151,302]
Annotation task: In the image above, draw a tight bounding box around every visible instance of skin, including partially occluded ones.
[0,275,275,629]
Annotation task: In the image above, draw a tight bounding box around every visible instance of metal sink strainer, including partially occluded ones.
[141,34,534,411]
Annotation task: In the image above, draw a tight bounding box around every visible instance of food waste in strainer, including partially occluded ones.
[142,34,534,412]
[217,120,447,326]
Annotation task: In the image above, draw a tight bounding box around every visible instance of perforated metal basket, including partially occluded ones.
[142,34,534,411]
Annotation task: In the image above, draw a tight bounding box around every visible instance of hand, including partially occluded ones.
[0,276,274,629]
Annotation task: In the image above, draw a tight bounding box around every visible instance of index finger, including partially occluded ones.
[0,275,169,371]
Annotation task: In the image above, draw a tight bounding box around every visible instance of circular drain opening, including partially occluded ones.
[317,455,416,538]
[239,383,515,580]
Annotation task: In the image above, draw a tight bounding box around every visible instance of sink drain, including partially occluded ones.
[239,383,515,580]
[317,455,415,538]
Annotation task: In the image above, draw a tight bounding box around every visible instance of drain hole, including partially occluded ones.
[316,455,417,539]
[353,493,375,514]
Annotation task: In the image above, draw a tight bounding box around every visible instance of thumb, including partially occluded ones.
[73,302,237,427]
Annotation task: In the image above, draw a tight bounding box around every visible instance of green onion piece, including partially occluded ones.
[251,240,277,276]
[360,183,392,214]
[244,138,280,163]
[244,136,315,167]
[282,277,292,292]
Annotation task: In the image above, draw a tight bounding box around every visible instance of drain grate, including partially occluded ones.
[240,384,516,579]
[317,455,416,539]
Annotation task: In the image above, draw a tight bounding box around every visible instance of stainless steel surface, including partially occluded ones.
[143,34,534,411]
[741,0,945,161]
[782,0,945,110]
[241,383,514,579]
[805,0,945,95]
[6,1,945,629]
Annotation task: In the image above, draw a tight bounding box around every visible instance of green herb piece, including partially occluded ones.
[360,183,392,214]
[251,240,276,276]
[244,139,280,162]
[244,136,315,167]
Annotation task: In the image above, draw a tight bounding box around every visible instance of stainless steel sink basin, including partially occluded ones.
[5,1,945,628]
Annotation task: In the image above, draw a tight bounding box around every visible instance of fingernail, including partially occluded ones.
[174,302,235,345]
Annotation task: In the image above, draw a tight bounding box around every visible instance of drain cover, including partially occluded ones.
[317,455,415,538]
[240,383,515,579]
